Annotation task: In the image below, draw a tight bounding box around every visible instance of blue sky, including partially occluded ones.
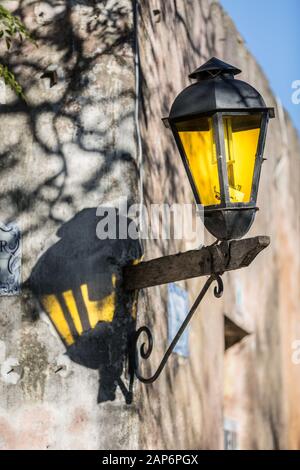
[220,0,300,134]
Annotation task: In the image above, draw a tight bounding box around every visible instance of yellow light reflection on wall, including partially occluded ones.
[176,117,220,206]
[81,284,115,328]
[41,274,117,346]
[223,115,261,203]
[41,295,74,346]
[63,289,83,335]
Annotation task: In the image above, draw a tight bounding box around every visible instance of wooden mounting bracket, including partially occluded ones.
[123,236,270,291]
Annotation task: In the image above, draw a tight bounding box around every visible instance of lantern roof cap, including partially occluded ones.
[189,57,241,81]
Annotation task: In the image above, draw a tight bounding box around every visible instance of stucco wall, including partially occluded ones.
[0,0,299,450]
[137,0,300,450]
[0,0,140,450]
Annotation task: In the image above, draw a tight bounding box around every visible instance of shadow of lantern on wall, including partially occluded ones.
[129,57,274,384]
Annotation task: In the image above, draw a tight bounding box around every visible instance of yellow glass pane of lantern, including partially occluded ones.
[223,114,261,203]
[176,117,220,206]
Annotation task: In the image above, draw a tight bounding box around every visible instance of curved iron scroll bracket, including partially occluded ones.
[130,274,224,384]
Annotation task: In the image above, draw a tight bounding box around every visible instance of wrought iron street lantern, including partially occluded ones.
[128,58,274,387]
[164,57,274,240]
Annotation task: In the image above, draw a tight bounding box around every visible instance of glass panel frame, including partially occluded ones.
[175,116,221,207]
[223,114,261,204]
[170,110,269,209]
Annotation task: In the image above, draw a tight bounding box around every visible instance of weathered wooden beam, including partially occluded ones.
[123,236,270,291]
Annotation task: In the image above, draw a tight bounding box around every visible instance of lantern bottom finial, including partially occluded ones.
[204,207,257,241]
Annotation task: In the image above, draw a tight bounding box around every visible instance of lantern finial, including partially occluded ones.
[189,57,242,81]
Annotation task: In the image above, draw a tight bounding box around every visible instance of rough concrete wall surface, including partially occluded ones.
[137,0,300,450]
[0,0,299,450]
[0,0,140,450]
[136,0,225,450]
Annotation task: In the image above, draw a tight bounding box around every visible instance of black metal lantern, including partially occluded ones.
[164,57,275,240]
